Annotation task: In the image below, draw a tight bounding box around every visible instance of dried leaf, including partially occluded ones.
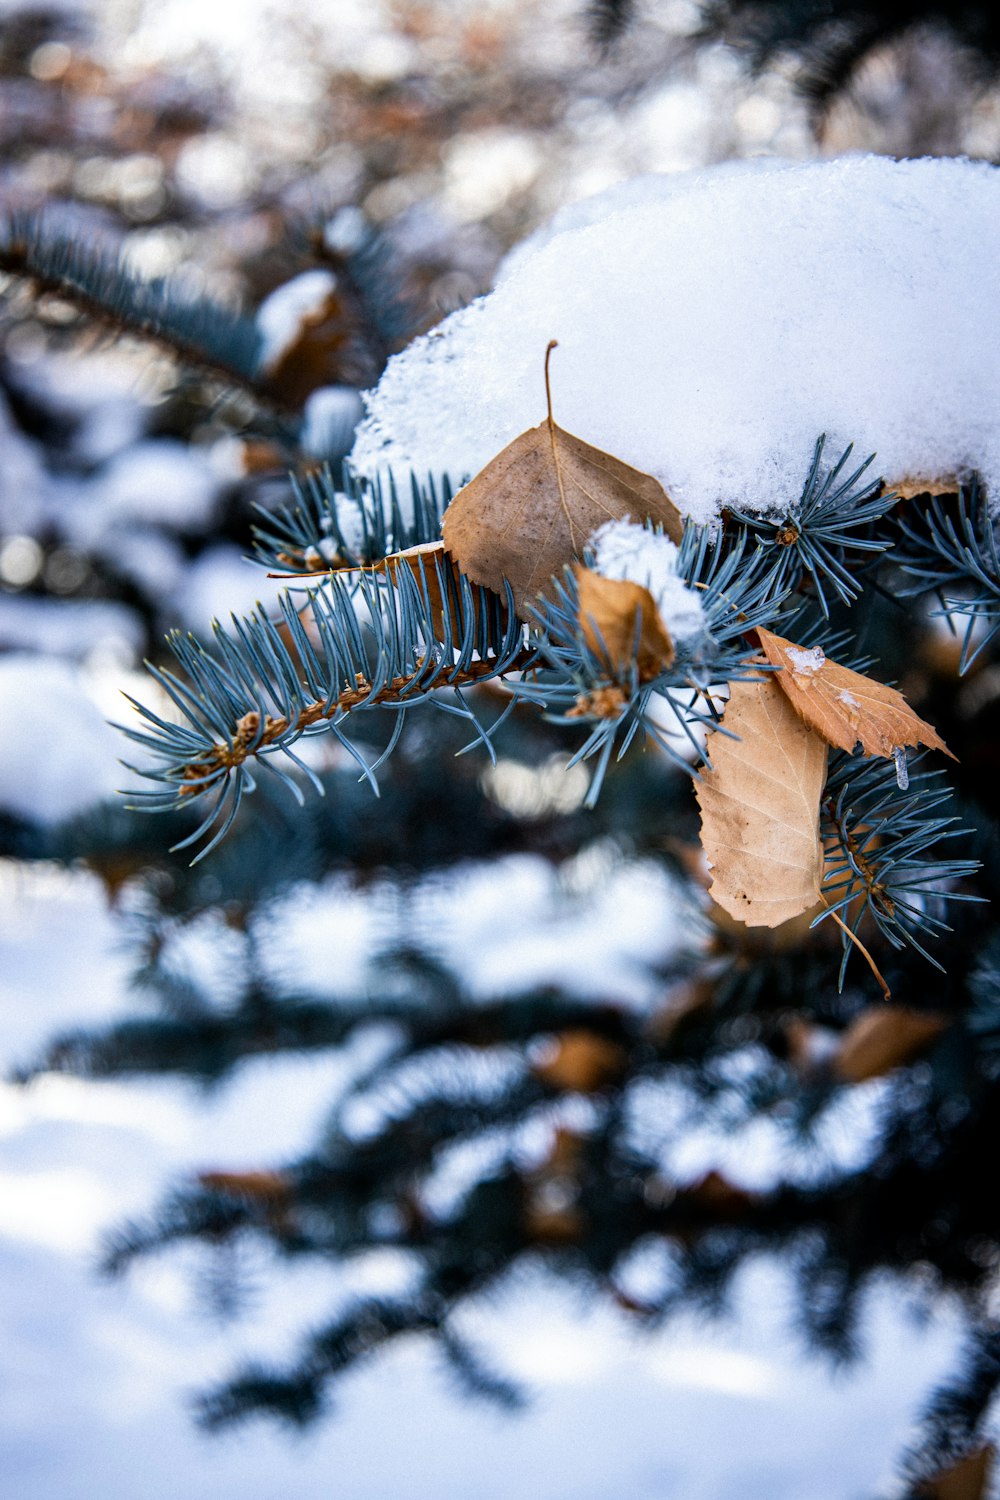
[375,540,505,639]
[785,1018,839,1076]
[198,1170,292,1205]
[918,1445,995,1500]
[261,283,359,406]
[696,676,827,928]
[531,1029,628,1093]
[887,476,960,499]
[682,1170,760,1218]
[566,684,630,720]
[523,1126,587,1243]
[574,563,675,678]
[646,979,714,1046]
[710,899,827,951]
[442,344,683,618]
[834,1006,950,1083]
[756,626,954,762]
[238,439,286,475]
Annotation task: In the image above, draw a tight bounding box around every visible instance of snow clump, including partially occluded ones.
[352,156,1000,524]
[590,520,706,644]
[0,656,121,825]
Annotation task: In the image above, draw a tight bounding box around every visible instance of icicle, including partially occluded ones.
[893,746,909,790]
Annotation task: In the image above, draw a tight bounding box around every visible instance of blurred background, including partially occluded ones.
[3,1,1000,1496]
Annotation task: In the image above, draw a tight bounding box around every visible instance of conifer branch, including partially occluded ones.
[818,753,980,980]
[729,435,896,615]
[0,211,268,402]
[889,484,1000,669]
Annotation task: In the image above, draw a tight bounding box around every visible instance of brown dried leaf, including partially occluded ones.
[574,563,675,679]
[197,1170,292,1205]
[695,676,827,928]
[918,1445,995,1500]
[442,370,683,619]
[646,979,714,1047]
[834,1006,950,1083]
[757,626,955,762]
[261,285,358,406]
[523,1126,588,1244]
[566,684,630,720]
[888,476,960,500]
[682,1170,760,1218]
[531,1029,628,1093]
[374,540,505,639]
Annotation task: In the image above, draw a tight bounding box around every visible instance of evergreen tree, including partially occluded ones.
[3,6,1000,1498]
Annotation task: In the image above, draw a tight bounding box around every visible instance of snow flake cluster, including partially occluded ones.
[352,156,1000,523]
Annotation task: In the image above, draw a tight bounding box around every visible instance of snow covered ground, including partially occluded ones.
[0,862,967,1499]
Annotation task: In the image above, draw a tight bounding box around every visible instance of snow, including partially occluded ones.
[786,645,826,675]
[169,544,283,634]
[0,595,144,664]
[256,269,338,372]
[409,848,698,1007]
[352,156,1000,524]
[0,656,121,824]
[7,348,146,465]
[78,440,219,537]
[590,520,707,644]
[0,861,973,1500]
[109,530,187,600]
[301,383,364,456]
[496,160,801,286]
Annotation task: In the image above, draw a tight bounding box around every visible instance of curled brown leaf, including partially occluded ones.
[574,563,675,679]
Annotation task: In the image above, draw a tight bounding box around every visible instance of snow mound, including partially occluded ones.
[352,156,1000,524]
[495,159,803,286]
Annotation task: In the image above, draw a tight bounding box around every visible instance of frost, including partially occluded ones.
[894,746,910,791]
[352,157,1000,523]
[590,520,706,643]
[787,646,826,676]
[838,689,861,709]
[256,269,338,372]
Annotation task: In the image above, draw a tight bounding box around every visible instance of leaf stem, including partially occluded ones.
[819,893,892,1001]
[544,338,577,551]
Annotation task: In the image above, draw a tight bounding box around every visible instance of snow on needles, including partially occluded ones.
[590,521,706,643]
[352,156,1000,523]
